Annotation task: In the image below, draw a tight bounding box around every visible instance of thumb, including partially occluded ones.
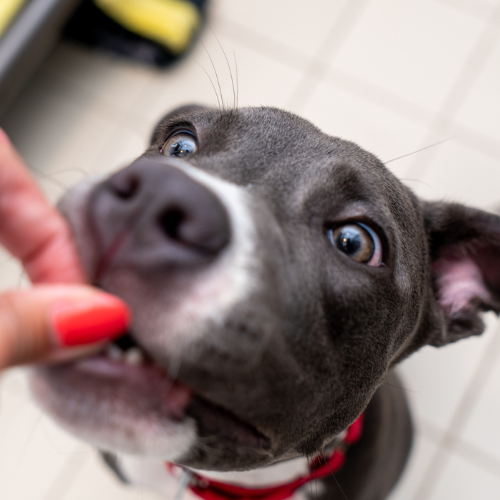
[0,285,130,370]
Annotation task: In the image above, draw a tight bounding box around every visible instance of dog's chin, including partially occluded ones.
[30,357,198,460]
[30,337,273,466]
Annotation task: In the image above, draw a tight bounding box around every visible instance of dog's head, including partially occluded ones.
[32,106,500,471]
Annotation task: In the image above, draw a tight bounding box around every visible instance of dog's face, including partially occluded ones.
[32,106,500,471]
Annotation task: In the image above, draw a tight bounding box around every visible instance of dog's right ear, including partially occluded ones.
[150,105,211,145]
[423,201,500,346]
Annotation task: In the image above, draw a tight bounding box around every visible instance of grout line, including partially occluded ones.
[213,16,311,74]
[452,121,500,164]
[325,67,436,127]
[316,64,500,168]
[405,4,500,180]
[417,418,446,444]
[286,0,373,113]
[451,436,500,480]
[416,413,500,480]
[411,321,500,499]
[212,1,500,175]
[211,10,500,169]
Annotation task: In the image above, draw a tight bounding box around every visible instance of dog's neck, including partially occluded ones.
[118,414,364,499]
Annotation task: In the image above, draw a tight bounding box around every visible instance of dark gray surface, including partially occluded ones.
[0,0,81,119]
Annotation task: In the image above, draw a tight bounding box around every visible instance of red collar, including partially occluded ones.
[166,413,364,500]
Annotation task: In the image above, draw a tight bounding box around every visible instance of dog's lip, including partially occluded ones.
[70,332,271,450]
[69,350,193,420]
[186,394,271,450]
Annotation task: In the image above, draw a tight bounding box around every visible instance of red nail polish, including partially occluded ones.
[51,296,130,347]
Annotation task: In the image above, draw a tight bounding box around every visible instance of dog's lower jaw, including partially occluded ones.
[30,365,198,460]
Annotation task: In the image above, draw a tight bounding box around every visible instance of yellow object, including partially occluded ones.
[94,0,200,55]
[0,0,28,37]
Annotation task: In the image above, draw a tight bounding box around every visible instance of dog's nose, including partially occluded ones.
[91,158,231,272]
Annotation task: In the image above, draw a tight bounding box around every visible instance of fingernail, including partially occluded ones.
[51,295,130,347]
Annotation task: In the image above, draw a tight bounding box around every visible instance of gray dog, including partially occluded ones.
[31,106,500,500]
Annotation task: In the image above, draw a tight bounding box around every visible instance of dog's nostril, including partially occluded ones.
[111,174,140,200]
[158,209,185,240]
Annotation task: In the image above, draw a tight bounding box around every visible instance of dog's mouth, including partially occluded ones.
[35,331,270,454]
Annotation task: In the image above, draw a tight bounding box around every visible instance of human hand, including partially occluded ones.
[0,129,130,369]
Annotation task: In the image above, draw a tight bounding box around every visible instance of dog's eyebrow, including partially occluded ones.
[152,120,197,144]
[161,119,196,132]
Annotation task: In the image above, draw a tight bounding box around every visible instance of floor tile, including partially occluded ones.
[452,435,500,480]
[426,449,500,500]
[1,1,500,498]
[454,39,500,148]
[436,0,500,20]
[62,453,160,500]
[42,43,155,116]
[397,313,498,432]
[1,78,120,181]
[0,371,31,430]
[0,258,24,293]
[211,0,351,61]
[300,80,435,179]
[460,341,500,463]
[131,31,305,129]
[388,433,439,500]
[329,0,486,113]
[0,400,77,500]
[414,139,500,210]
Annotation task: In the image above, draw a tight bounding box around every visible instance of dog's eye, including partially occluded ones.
[327,223,382,266]
[161,132,197,158]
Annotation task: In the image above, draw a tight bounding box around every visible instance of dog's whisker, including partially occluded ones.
[11,411,43,478]
[399,177,433,189]
[194,60,222,110]
[382,381,416,393]
[306,456,317,500]
[313,458,320,500]
[211,30,236,111]
[383,137,455,164]
[200,40,224,110]
[30,166,70,192]
[47,166,92,180]
[194,437,226,456]
[233,51,239,110]
[320,454,349,500]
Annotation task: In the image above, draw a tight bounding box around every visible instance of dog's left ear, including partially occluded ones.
[423,201,500,346]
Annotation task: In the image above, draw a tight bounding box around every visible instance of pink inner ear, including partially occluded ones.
[433,255,492,315]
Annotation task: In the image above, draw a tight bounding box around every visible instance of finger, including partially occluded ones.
[0,285,130,370]
[0,130,86,284]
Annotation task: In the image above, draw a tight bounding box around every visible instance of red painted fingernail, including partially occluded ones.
[51,295,130,347]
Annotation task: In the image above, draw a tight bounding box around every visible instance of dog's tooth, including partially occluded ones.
[106,344,124,361]
[124,347,144,366]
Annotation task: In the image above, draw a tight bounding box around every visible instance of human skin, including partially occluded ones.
[0,129,130,369]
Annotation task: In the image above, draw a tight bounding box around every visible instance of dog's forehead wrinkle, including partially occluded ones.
[199,106,337,157]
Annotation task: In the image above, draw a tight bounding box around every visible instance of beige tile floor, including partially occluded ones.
[1,0,500,498]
